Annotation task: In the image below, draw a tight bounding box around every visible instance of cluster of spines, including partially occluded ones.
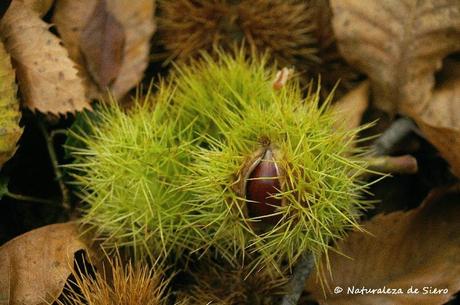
[178,260,288,305]
[57,254,169,305]
[68,101,197,262]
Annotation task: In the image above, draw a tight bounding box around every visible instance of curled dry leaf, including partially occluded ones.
[0,1,89,114]
[331,0,460,116]
[0,222,93,305]
[0,39,21,168]
[306,188,460,305]
[53,0,155,101]
[413,72,460,177]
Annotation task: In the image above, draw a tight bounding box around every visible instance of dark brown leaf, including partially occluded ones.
[80,0,125,90]
[53,0,155,101]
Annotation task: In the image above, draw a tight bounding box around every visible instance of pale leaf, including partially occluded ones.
[0,222,93,305]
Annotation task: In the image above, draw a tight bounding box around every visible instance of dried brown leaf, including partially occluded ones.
[19,0,54,16]
[306,189,460,305]
[53,0,155,101]
[413,71,460,177]
[108,0,155,99]
[0,222,92,305]
[331,0,460,116]
[80,0,125,90]
[332,80,369,131]
[0,1,89,114]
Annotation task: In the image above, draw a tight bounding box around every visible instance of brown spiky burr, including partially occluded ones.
[157,0,318,68]
[179,262,288,305]
[57,255,168,305]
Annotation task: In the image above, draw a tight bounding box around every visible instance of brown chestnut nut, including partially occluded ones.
[245,148,282,224]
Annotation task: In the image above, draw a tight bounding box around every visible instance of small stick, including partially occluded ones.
[365,117,419,177]
[280,253,315,305]
[5,191,59,206]
[38,121,71,211]
[365,155,418,175]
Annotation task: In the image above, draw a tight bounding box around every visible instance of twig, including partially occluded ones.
[281,253,315,305]
[38,122,71,211]
[51,129,68,139]
[362,117,419,178]
[5,191,59,206]
[365,155,418,175]
[371,117,417,156]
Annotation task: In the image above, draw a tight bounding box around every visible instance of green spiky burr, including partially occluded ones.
[67,101,196,262]
[68,51,372,273]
